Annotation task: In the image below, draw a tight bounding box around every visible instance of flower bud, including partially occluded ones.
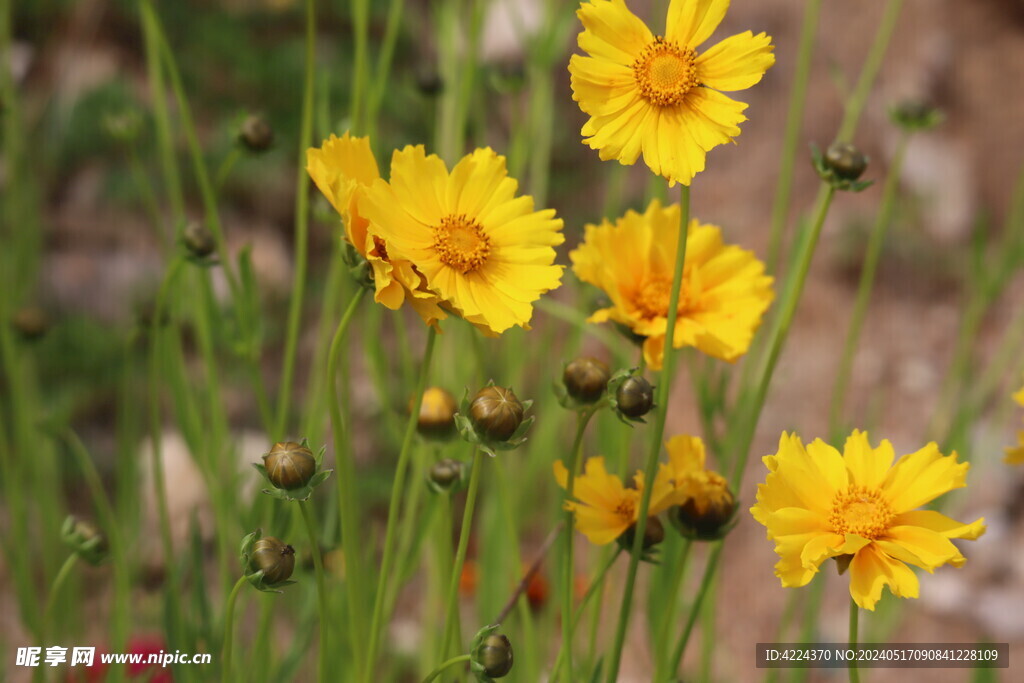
[416,386,458,439]
[890,100,943,131]
[428,458,465,492]
[263,441,317,490]
[824,142,868,181]
[12,306,49,340]
[103,109,143,143]
[563,357,610,403]
[616,375,654,419]
[249,536,295,584]
[469,386,525,442]
[617,515,664,552]
[239,115,274,152]
[415,69,444,97]
[670,476,737,541]
[473,633,514,679]
[61,515,109,566]
[183,221,216,258]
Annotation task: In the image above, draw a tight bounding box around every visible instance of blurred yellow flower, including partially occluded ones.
[569,199,773,370]
[1006,384,1024,465]
[306,133,447,327]
[569,0,774,186]
[750,431,986,611]
[362,146,564,336]
[553,456,675,545]
[663,434,731,511]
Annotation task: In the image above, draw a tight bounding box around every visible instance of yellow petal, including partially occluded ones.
[881,443,969,512]
[848,544,919,611]
[553,460,569,489]
[696,31,774,92]
[877,525,967,572]
[890,510,986,541]
[576,0,653,67]
[842,430,894,490]
[666,0,730,49]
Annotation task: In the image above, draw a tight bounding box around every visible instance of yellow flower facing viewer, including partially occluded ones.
[750,431,986,611]
[570,199,773,370]
[1006,383,1024,464]
[553,456,675,545]
[361,146,565,336]
[569,0,775,186]
[307,133,447,328]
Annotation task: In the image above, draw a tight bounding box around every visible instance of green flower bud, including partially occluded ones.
[824,142,868,181]
[249,536,295,584]
[616,375,654,419]
[890,100,943,131]
[239,115,274,152]
[182,221,216,259]
[470,386,525,442]
[563,357,611,403]
[61,515,109,566]
[263,441,317,491]
[617,515,664,552]
[473,633,514,679]
[416,386,458,440]
[428,458,466,492]
[103,109,143,144]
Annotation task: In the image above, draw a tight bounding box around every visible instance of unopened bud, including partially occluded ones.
[563,357,610,403]
[469,386,525,442]
[249,536,295,584]
[263,441,317,491]
[473,633,514,678]
[616,375,654,419]
[617,516,664,552]
[824,142,868,181]
[239,115,274,152]
[428,458,466,492]
[183,221,216,258]
[416,387,458,440]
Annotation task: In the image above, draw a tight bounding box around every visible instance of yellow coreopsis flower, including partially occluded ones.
[1006,384,1024,465]
[663,434,731,511]
[750,431,986,611]
[570,199,773,370]
[307,133,447,327]
[569,0,775,186]
[553,456,675,545]
[361,146,565,336]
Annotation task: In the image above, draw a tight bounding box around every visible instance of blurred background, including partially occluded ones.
[2,0,1023,680]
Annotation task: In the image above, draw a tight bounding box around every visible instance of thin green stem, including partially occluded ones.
[327,288,368,680]
[829,132,911,438]
[766,0,823,273]
[421,654,471,683]
[366,0,406,139]
[438,448,485,661]
[220,576,247,683]
[274,0,317,441]
[605,184,690,683]
[214,147,243,191]
[365,326,439,679]
[299,500,329,683]
[561,408,597,681]
[836,0,905,143]
[42,554,79,644]
[350,0,370,133]
[653,539,693,678]
[666,541,723,677]
[848,598,861,683]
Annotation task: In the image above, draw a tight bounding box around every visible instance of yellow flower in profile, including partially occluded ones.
[361,146,564,336]
[663,434,731,512]
[569,0,775,186]
[750,431,986,611]
[1006,384,1024,465]
[306,133,447,327]
[553,456,675,545]
[570,199,773,370]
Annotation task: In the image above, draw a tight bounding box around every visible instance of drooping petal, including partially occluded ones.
[848,544,920,610]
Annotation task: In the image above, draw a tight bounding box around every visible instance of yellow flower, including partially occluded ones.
[361,146,565,336]
[569,199,773,370]
[663,434,731,513]
[569,0,775,186]
[306,133,447,327]
[750,431,986,611]
[1006,384,1024,465]
[553,456,675,545]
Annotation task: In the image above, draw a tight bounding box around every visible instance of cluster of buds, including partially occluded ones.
[254,439,332,502]
[469,625,514,681]
[455,383,534,457]
[812,141,873,192]
[61,515,109,566]
[556,357,655,424]
[240,529,296,592]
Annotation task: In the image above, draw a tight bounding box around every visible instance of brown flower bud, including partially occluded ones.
[416,386,458,439]
[263,441,317,490]
[239,115,274,152]
[824,142,868,181]
[469,386,524,441]
[616,375,654,418]
[183,221,216,258]
[428,458,465,491]
[563,357,610,403]
[617,516,664,551]
[473,633,514,678]
[249,536,295,584]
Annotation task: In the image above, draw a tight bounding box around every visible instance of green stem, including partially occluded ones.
[653,539,693,678]
[828,132,911,438]
[220,576,247,683]
[42,554,79,644]
[730,185,837,488]
[438,448,485,661]
[299,500,329,683]
[561,408,597,682]
[327,288,368,680]
[274,0,317,441]
[366,0,406,139]
[364,326,439,679]
[605,184,690,683]
[848,597,861,683]
[350,0,370,133]
[550,547,623,682]
[836,0,905,143]
[666,541,723,677]
[766,0,823,273]
[214,147,243,191]
[421,654,471,683]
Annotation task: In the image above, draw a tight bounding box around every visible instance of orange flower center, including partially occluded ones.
[635,275,696,319]
[614,498,636,522]
[633,37,699,107]
[433,214,491,273]
[829,485,894,539]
